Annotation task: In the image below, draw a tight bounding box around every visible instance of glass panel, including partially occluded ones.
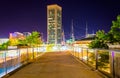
[82,48,88,63]
[6,50,13,73]
[114,52,120,78]
[73,47,77,57]
[0,47,46,77]
[20,48,27,64]
[6,49,20,73]
[0,51,6,77]
[78,47,82,60]
[88,49,96,68]
[33,47,38,58]
[97,50,110,73]
[28,48,33,61]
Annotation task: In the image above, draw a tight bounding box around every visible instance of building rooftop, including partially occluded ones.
[76,36,96,41]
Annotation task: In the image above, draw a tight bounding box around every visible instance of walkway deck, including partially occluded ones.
[7,52,104,78]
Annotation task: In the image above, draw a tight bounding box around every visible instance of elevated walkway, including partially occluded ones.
[5,52,104,78]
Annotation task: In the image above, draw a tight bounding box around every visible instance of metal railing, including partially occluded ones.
[70,46,120,78]
[0,46,46,78]
[1,45,120,78]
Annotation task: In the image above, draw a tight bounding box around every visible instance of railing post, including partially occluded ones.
[18,49,21,65]
[111,51,115,78]
[77,47,79,58]
[4,50,7,74]
[74,46,75,56]
[81,47,83,61]
[78,47,80,58]
[95,49,98,70]
[32,47,34,60]
[37,45,39,57]
[26,48,29,63]
[86,48,88,64]
[73,46,75,56]
[75,47,77,57]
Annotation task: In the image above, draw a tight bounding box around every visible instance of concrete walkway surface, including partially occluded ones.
[7,52,105,78]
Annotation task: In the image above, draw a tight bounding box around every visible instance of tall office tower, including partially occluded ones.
[47,4,62,44]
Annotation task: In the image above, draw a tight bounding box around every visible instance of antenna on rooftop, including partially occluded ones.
[85,21,88,38]
[92,30,95,34]
[71,19,75,41]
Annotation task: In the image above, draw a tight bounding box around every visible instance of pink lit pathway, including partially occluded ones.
[8,52,104,78]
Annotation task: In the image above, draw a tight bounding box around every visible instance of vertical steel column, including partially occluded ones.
[32,47,34,60]
[95,49,98,70]
[77,47,79,58]
[81,48,83,61]
[17,49,20,66]
[75,46,76,57]
[4,50,7,74]
[78,47,80,59]
[37,45,38,57]
[27,48,29,63]
[86,48,88,64]
[111,51,115,78]
[73,46,75,56]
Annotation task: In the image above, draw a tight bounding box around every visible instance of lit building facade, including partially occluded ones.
[9,32,32,46]
[47,4,62,44]
[0,38,9,45]
[9,32,25,40]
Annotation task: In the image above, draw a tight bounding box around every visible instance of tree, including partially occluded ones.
[89,15,120,49]
[89,39,108,49]
[0,41,10,50]
[89,30,108,49]
[26,31,42,47]
[96,30,105,40]
[106,32,116,44]
[17,39,28,47]
[9,38,19,46]
[98,51,109,69]
[109,15,120,44]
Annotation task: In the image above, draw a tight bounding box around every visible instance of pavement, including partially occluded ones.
[7,52,104,78]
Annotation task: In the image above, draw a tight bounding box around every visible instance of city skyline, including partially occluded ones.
[0,0,120,41]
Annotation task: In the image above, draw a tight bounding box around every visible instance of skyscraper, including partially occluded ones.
[47,4,62,44]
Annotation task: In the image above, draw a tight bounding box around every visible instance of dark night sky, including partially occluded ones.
[0,0,120,41]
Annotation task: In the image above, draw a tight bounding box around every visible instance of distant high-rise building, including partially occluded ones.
[71,20,75,41]
[47,4,62,44]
